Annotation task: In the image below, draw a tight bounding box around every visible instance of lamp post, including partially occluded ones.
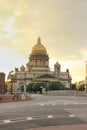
[24,85,26,94]
[10,81,13,95]
[10,85,13,95]
[46,80,49,95]
[19,81,23,100]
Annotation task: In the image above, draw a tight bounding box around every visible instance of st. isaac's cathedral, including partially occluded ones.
[7,37,71,92]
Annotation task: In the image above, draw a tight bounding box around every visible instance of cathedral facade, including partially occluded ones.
[7,37,71,92]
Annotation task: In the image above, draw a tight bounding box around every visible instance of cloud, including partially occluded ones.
[0,0,87,82]
[0,47,26,77]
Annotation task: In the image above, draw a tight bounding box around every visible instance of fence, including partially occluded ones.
[43,90,87,96]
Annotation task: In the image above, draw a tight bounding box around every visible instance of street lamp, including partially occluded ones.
[18,81,23,100]
[46,80,49,95]
[10,81,13,95]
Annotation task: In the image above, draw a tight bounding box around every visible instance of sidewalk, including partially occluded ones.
[27,124,87,130]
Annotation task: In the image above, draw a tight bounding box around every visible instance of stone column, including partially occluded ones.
[24,85,26,94]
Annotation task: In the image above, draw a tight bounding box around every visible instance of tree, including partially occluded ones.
[26,82,34,92]
[26,82,46,93]
[71,83,76,90]
[32,82,46,93]
[79,84,85,91]
[49,81,65,90]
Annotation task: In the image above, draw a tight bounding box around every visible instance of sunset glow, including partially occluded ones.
[0,0,87,83]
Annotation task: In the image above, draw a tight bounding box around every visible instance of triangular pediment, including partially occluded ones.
[37,73,56,78]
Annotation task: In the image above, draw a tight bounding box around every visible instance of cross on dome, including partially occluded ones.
[37,37,41,44]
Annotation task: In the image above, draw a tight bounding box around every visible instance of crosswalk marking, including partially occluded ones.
[47,115,53,118]
[69,114,75,117]
[4,120,11,123]
[52,104,56,105]
[26,117,33,120]
[64,103,67,105]
[74,102,78,104]
[41,104,45,106]
[1,113,86,125]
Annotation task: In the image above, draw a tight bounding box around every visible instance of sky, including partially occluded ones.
[0,0,87,83]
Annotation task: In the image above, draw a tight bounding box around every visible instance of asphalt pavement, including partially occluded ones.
[0,94,87,130]
[26,124,87,130]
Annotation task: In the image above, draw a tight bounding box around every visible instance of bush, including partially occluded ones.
[26,82,34,92]
[49,81,65,90]
[27,81,67,93]
[32,82,46,93]
[26,82,46,93]
[71,83,76,90]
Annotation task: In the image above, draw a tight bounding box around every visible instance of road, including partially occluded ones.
[0,94,87,130]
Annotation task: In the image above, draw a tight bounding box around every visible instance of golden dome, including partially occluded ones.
[32,37,47,54]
